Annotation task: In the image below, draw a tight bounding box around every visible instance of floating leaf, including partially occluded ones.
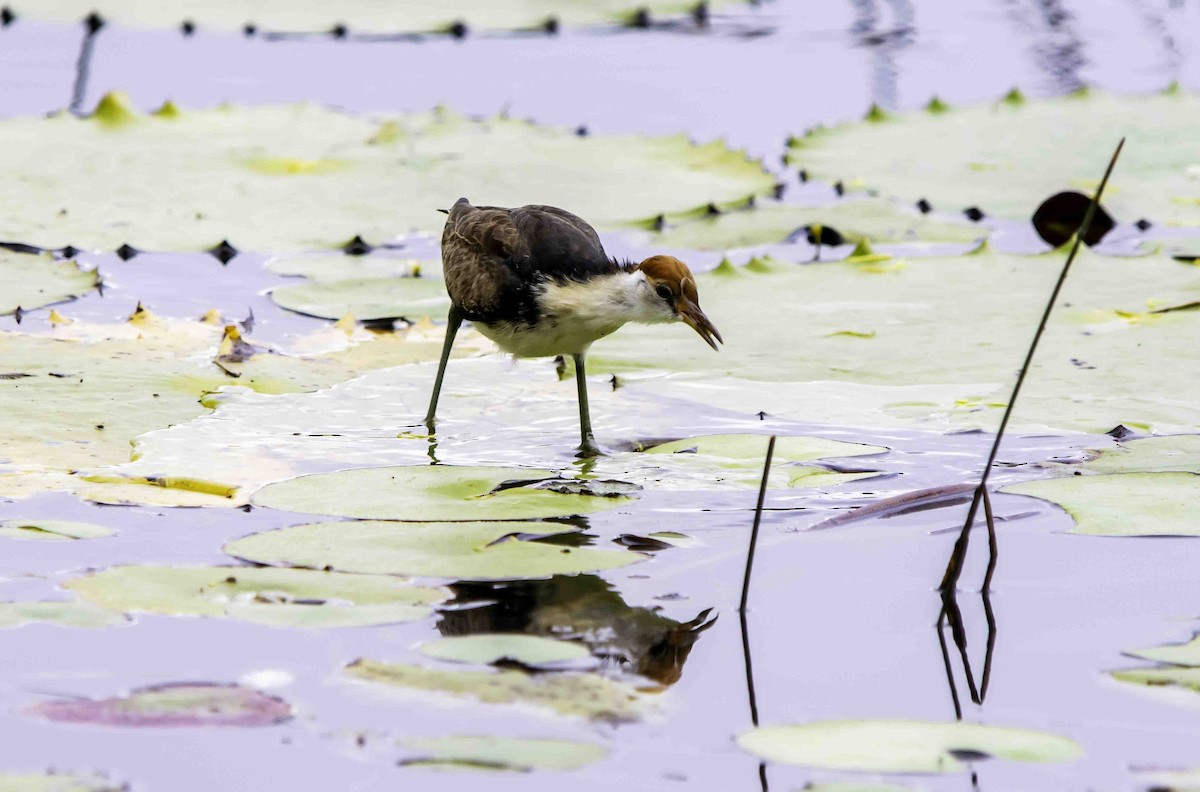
[647,198,981,251]
[1003,472,1200,536]
[0,601,128,630]
[271,276,450,321]
[64,565,446,628]
[0,252,98,316]
[8,0,741,33]
[266,255,429,281]
[29,682,291,727]
[419,634,592,668]
[1081,435,1200,474]
[225,521,642,581]
[588,248,1200,434]
[346,660,647,721]
[1126,633,1200,667]
[787,89,1200,226]
[1112,667,1200,695]
[251,466,629,520]
[399,736,606,772]
[1132,766,1200,791]
[737,720,1082,773]
[0,773,124,792]
[0,97,773,252]
[0,519,113,541]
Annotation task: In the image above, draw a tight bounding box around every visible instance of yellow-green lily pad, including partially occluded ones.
[225,521,642,581]
[1081,435,1200,474]
[0,601,128,629]
[1003,472,1200,536]
[250,466,629,520]
[399,736,606,772]
[0,94,773,252]
[0,519,114,541]
[1126,633,1200,667]
[270,276,451,321]
[346,659,647,721]
[64,565,446,628]
[0,773,124,792]
[787,89,1200,226]
[737,720,1082,773]
[1112,667,1200,695]
[0,252,99,316]
[419,634,592,668]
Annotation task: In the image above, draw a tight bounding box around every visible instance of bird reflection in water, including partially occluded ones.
[435,573,716,686]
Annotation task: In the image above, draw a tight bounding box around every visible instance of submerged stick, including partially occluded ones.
[939,138,1125,594]
[739,435,776,613]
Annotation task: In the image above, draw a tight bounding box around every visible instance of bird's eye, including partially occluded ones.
[655,284,673,300]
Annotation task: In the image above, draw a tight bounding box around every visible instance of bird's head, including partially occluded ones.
[634,255,723,350]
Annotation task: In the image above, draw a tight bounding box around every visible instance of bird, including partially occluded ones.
[425,197,722,456]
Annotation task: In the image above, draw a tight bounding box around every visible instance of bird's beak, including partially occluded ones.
[678,299,723,351]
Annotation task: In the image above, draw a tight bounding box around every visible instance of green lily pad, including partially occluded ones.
[29,682,291,727]
[0,773,124,792]
[10,0,738,33]
[0,252,99,316]
[647,199,982,251]
[399,736,606,772]
[0,312,460,503]
[251,466,629,520]
[271,276,451,321]
[266,255,430,281]
[64,565,446,628]
[588,246,1200,434]
[787,89,1200,226]
[225,521,642,581]
[1112,667,1200,695]
[346,659,647,721]
[0,519,114,541]
[1133,767,1200,791]
[0,94,772,252]
[1126,633,1200,667]
[1003,472,1200,536]
[1081,435,1200,474]
[419,634,592,668]
[737,720,1083,773]
[0,601,128,629]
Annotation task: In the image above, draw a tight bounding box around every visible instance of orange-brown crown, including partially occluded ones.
[636,255,699,304]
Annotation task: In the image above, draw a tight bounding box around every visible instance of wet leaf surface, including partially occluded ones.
[788,89,1200,227]
[0,773,125,792]
[346,659,648,721]
[0,252,99,316]
[1004,472,1200,536]
[418,634,592,669]
[737,720,1083,773]
[0,95,772,252]
[28,682,291,727]
[0,519,113,541]
[65,565,447,627]
[0,601,128,630]
[225,521,642,580]
[250,466,630,520]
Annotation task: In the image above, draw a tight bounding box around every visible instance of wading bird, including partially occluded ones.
[426,197,722,456]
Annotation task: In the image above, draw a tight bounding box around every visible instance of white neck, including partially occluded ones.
[540,270,665,327]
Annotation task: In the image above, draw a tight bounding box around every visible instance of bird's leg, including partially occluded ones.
[573,352,600,457]
[424,306,462,433]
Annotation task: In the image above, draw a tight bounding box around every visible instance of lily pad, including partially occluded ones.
[0,773,124,792]
[1081,435,1200,474]
[0,252,98,316]
[250,466,629,520]
[736,720,1083,773]
[225,521,642,581]
[346,659,647,721]
[10,0,737,34]
[0,94,773,252]
[29,682,291,727]
[419,634,592,668]
[588,247,1200,434]
[266,255,430,281]
[0,519,114,541]
[1126,633,1200,667]
[1133,767,1200,791]
[399,736,606,772]
[271,276,451,321]
[787,89,1200,227]
[1003,472,1200,536]
[64,565,446,628]
[647,198,982,251]
[1112,667,1200,695]
[0,601,128,630]
[0,311,460,503]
